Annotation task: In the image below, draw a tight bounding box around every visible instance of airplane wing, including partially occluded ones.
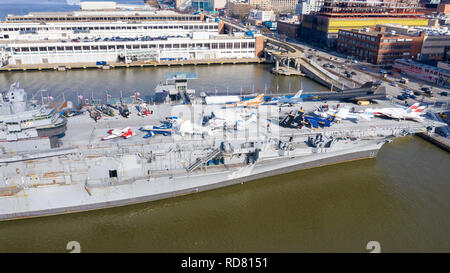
[308,119,319,129]
[336,108,350,120]
[101,134,120,141]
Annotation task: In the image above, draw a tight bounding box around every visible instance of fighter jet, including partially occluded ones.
[101,126,134,140]
[314,106,374,121]
[140,122,173,138]
[230,94,265,107]
[276,89,303,106]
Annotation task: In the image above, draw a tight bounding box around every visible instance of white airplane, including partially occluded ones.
[365,103,426,122]
[101,126,134,140]
[172,117,213,137]
[276,89,303,105]
[206,109,257,130]
[314,106,374,121]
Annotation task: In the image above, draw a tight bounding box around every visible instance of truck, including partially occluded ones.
[246,31,255,37]
[263,21,277,31]
[399,77,409,84]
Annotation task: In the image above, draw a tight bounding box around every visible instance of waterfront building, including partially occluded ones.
[0,21,224,41]
[0,33,263,66]
[336,26,424,64]
[376,24,450,61]
[300,0,429,47]
[3,10,204,23]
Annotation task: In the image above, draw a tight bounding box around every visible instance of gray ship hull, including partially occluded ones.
[0,142,381,221]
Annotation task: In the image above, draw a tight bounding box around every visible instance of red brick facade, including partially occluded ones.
[336,27,424,64]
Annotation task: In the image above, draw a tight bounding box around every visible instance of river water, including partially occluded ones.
[0,1,449,252]
[0,64,449,253]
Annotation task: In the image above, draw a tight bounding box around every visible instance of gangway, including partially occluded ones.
[187,148,221,172]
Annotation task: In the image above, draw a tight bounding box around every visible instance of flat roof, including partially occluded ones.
[5,10,187,18]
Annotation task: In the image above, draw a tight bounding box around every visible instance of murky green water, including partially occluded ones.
[0,65,448,252]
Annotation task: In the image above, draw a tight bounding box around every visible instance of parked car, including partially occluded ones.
[440,91,448,96]
[391,82,398,87]
[414,91,422,96]
[397,94,406,100]
[350,71,356,75]
[329,64,335,69]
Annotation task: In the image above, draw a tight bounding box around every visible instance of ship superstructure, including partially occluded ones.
[0,83,67,154]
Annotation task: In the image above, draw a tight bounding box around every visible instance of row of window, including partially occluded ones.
[6,16,201,22]
[382,38,413,43]
[339,31,377,42]
[381,44,412,50]
[0,24,218,32]
[11,42,256,53]
[380,52,410,56]
[338,40,378,49]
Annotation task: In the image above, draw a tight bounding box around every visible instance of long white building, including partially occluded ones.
[1,33,262,65]
[0,21,221,41]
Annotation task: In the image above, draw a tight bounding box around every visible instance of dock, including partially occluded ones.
[0,57,266,72]
[416,133,450,153]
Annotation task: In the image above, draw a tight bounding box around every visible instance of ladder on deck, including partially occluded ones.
[187,148,221,173]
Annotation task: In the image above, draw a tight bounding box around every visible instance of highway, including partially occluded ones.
[210,15,346,89]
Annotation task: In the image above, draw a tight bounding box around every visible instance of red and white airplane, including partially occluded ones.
[101,127,134,140]
[366,103,426,122]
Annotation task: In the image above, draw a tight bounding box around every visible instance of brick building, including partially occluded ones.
[336,26,424,64]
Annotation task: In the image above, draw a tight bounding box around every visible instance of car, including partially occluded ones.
[397,95,406,100]
[352,60,358,64]
[323,63,329,68]
[329,64,335,69]
[317,58,322,61]
[350,71,356,75]
[440,91,448,96]
[409,94,417,99]
[391,82,398,87]
[414,91,421,96]
[421,87,430,92]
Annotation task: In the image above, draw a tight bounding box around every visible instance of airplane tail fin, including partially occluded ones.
[414,106,426,113]
[255,94,264,102]
[293,89,303,99]
[328,115,336,123]
[406,103,420,112]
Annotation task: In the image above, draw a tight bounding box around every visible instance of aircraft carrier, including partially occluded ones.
[0,84,444,221]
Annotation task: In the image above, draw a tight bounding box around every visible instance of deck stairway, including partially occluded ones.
[186,148,221,172]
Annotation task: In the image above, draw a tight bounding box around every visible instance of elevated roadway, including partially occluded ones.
[212,15,348,90]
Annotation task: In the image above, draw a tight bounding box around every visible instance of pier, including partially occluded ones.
[0,57,266,72]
